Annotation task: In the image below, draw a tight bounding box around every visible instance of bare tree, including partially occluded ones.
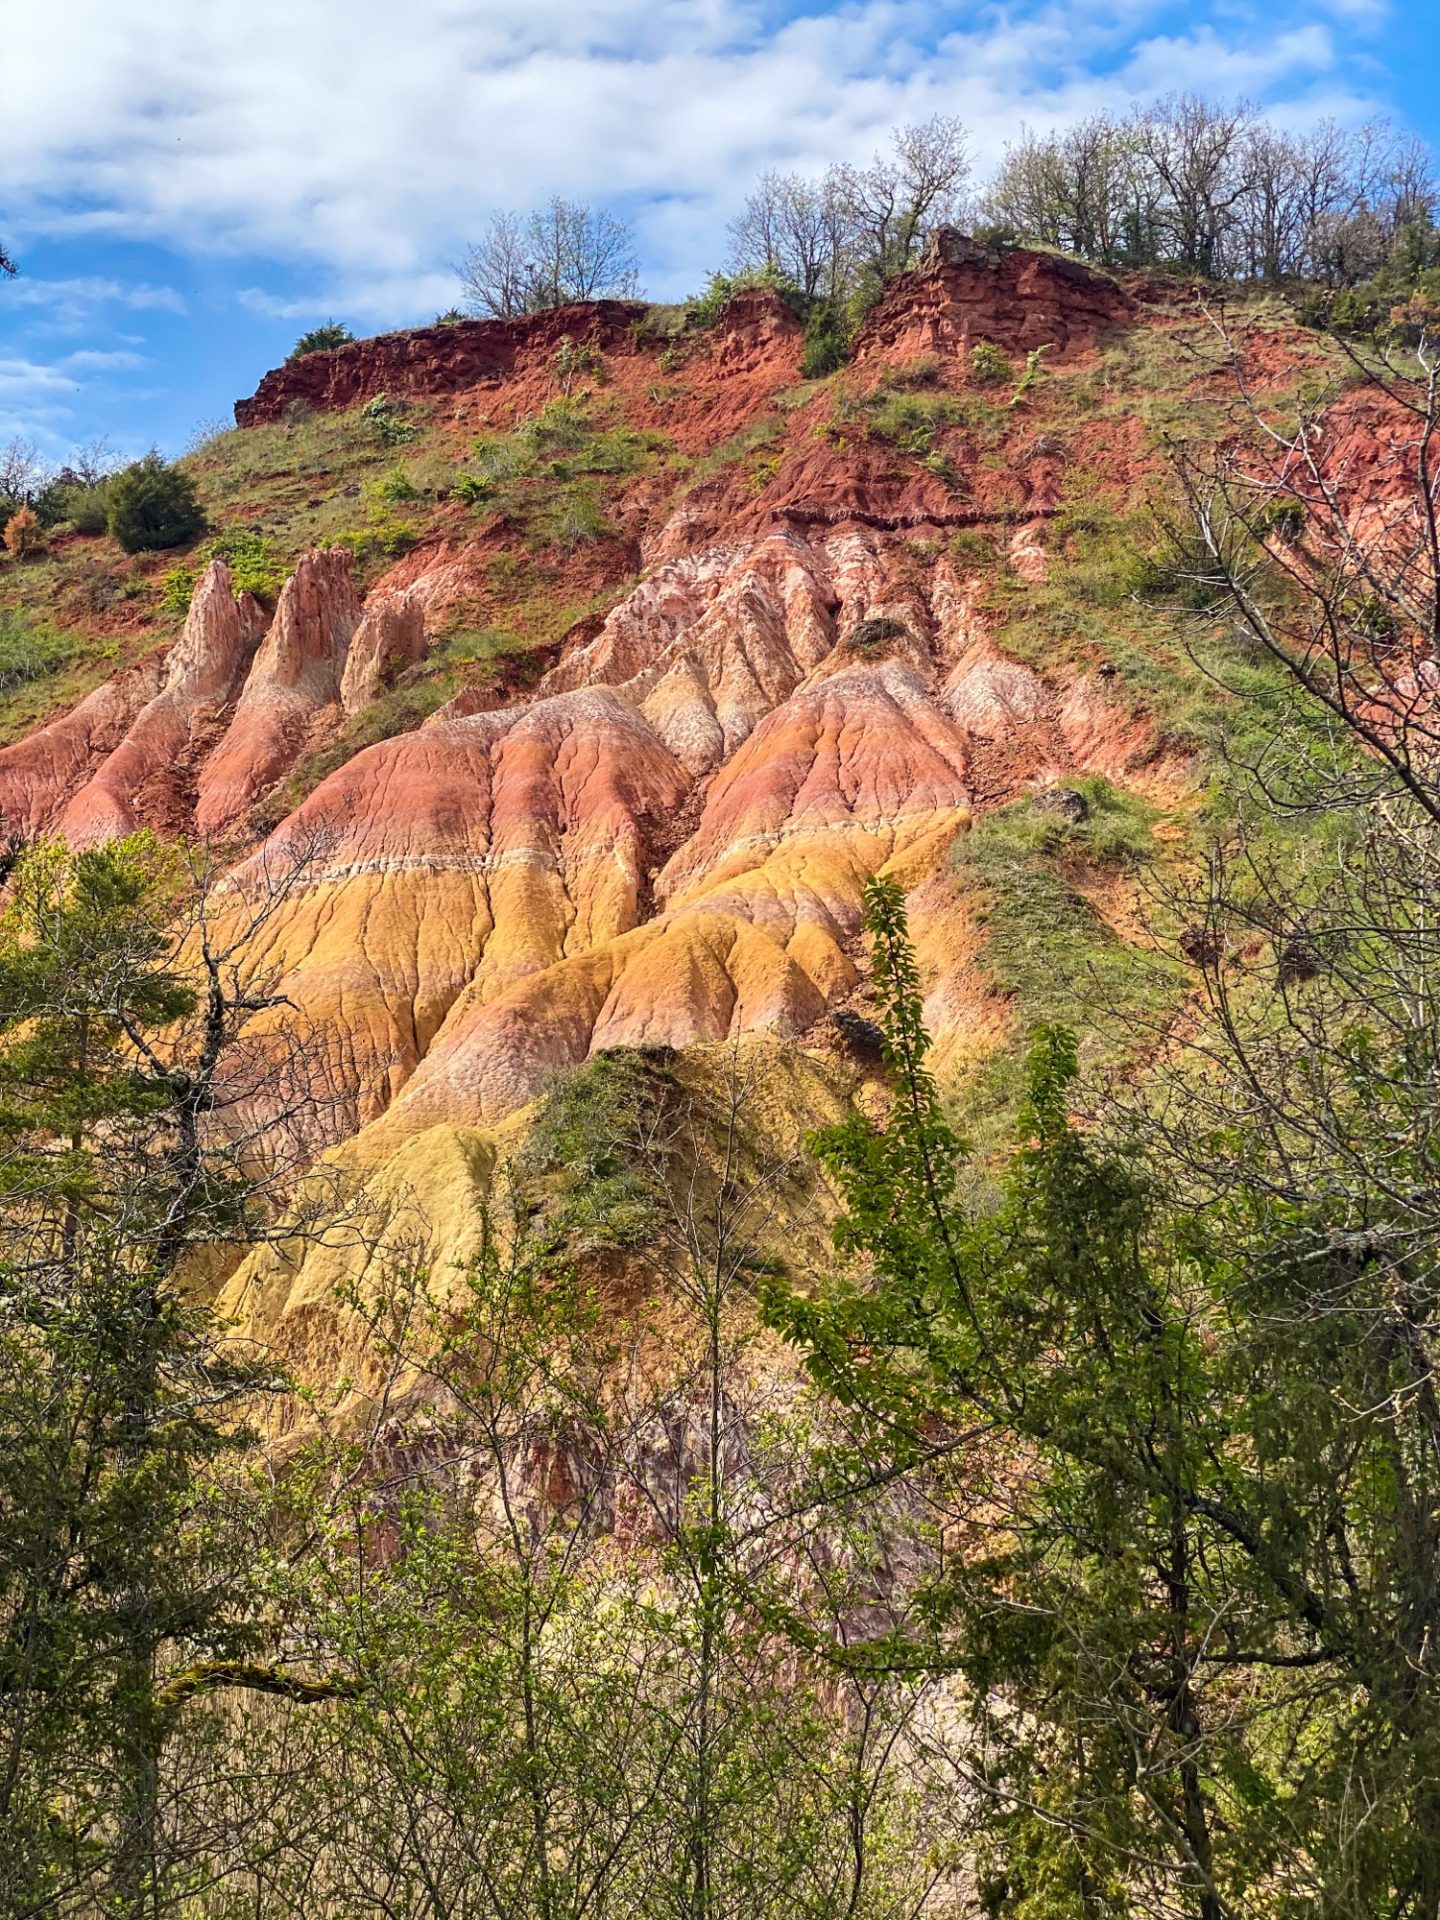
[0,436,43,516]
[1129,93,1257,276]
[726,169,852,303]
[459,199,641,318]
[829,116,970,291]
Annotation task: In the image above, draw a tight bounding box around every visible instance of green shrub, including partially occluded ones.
[333,519,417,564]
[1011,344,1051,403]
[969,339,1011,383]
[433,308,465,327]
[360,393,419,448]
[949,526,996,567]
[553,335,604,390]
[747,453,783,494]
[863,387,960,456]
[207,527,286,599]
[32,469,114,532]
[522,398,591,458]
[516,1047,680,1252]
[469,434,533,485]
[451,471,492,506]
[105,453,206,554]
[159,566,196,616]
[365,467,422,508]
[540,485,611,551]
[288,322,354,359]
[800,304,851,378]
[687,265,799,328]
[1261,498,1305,542]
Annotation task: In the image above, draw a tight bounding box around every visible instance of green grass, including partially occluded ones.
[952,781,1187,1129]
[0,610,82,694]
[0,608,120,746]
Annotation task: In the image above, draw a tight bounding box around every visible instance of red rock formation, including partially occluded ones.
[854,228,1132,368]
[196,548,360,835]
[0,659,166,838]
[230,686,692,1134]
[58,561,265,844]
[234,302,647,427]
[340,589,426,715]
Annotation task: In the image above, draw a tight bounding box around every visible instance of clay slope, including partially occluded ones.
[0,236,1194,1364]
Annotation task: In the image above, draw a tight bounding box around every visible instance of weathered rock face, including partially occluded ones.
[196,548,360,835]
[0,241,1201,1372]
[855,227,1132,367]
[59,562,266,844]
[0,661,167,839]
[340,589,427,715]
[234,301,648,427]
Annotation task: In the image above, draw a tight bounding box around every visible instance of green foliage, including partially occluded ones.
[969,338,1012,383]
[360,392,419,447]
[516,1046,679,1252]
[687,264,799,328]
[364,465,423,508]
[0,839,289,1914]
[1010,343,1050,402]
[206,524,286,599]
[1260,496,1305,541]
[464,400,659,512]
[948,525,997,568]
[539,483,613,550]
[159,564,196,616]
[105,452,207,553]
[800,302,851,378]
[747,452,783,494]
[450,469,491,505]
[160,530,285,615]
[289,322,354,358]
[950,782,1183,1120]
[861,385,961,456]
[771,862,1440,1918]
[553,333,605,390]
[0,608,79,691]
[332,517,417,564]
[44,475,112,534]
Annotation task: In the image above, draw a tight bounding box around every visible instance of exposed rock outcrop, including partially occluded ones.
[340,589,427,715]
[234,301,647,427]
[855,228,1132,367]
[196,548,360,834]
[0,660,167,838]
[59,562,266,844]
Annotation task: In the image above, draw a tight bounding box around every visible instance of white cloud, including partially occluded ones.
[2,277,188,332]
[0,357,80,400]
[61,348,147,371]
[0,0,1391,322]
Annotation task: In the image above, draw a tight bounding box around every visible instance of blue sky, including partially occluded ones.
[4,0,1438,464]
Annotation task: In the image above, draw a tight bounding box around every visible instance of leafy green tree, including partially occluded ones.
[105,453,206,554]
[0,837,345,1918]
[770,873,1440,1918]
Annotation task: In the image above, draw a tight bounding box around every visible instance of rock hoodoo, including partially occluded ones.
[196,547,360,834]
